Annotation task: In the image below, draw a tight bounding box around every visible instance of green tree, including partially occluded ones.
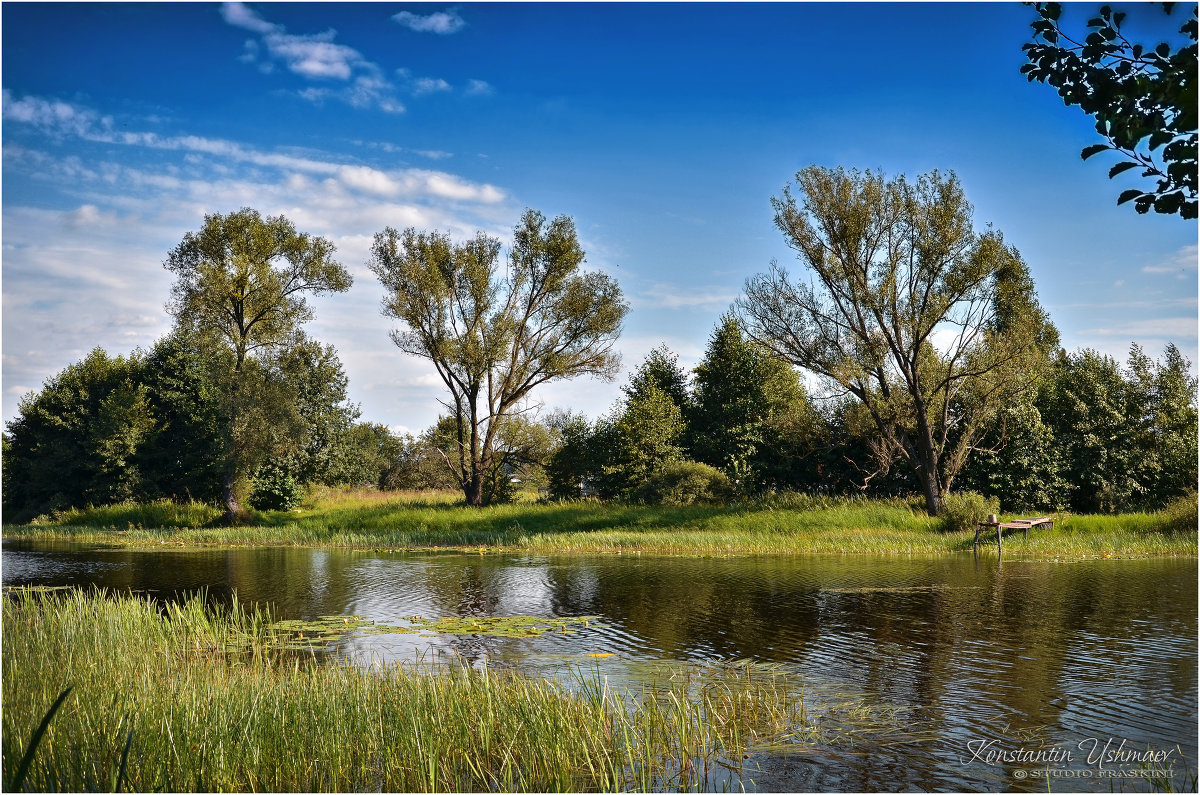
[624,345,691,411]
[2,348,148,520]
[1021,2,1198,217]
[545,410,599,500]
[959,399,1068,513]
[164,208,351,520]
[1117,342,1197,508]
[1148,343,1199,502]
[690,315,822,492]
[368,209,627,506]
[739,167,1055,515]
[260,334,361,487]
[1040,348,1138,512]
[89,378,156,503]
[326,422,408,489]
[378,430,460,492]
[603,381,687,500]
[137,333,225,502]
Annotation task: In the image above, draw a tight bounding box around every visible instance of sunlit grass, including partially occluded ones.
[2,588,812,792]
[5,489,1194,558]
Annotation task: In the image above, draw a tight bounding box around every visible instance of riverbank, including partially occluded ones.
[4,490,1195,558]
[2,588,807,792]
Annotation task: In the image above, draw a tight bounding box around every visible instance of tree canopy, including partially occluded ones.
[1021,2,1198,218]
[164,208,352,520]
[368,209,627,506]
[738,166,1056,515]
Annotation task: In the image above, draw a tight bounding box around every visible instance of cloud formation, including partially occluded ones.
[2,92,517,428]
[221,2,404,112]
[1142,244,1199,277]
[392,9,466,34]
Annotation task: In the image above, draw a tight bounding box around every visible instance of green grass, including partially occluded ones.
[2,588,813,792]
[5,489,1195,558]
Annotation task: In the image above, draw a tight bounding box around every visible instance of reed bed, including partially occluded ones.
[3,589,811,792]
[5,490,1195,558]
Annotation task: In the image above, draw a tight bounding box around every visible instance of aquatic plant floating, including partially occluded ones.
[405,615,601,638]
[263,614,602,645]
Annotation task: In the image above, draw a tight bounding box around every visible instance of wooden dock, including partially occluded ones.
[974,516,1053,555]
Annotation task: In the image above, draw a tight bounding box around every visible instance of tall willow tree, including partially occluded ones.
[164,208,351,521]
[369,209,627,506]
[738,167,1056,515]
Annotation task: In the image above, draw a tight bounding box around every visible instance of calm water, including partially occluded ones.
[3,541,1196,792]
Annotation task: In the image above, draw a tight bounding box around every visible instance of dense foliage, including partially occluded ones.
[2,336,363,523]
[3,190,1195,520]
[1022,2,1198,218]
[738,167,1058,515]
[368,209,627,506]
[164,208,352,519]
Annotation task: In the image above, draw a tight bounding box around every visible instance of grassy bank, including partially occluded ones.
[2,588,809,792]
[4,489,1195,558]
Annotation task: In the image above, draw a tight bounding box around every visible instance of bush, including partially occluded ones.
[939,491,1000,533]
[637,460,733,506]
[249,462,305,511]
[1158,490,1198,534]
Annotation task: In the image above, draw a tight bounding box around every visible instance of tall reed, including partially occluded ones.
[3,589,809,792]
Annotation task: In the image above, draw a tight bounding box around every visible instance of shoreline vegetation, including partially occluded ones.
[2,588,820,792]
[4,489,1196,559]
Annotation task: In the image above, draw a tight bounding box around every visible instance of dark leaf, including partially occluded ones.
[1153,192,1184,214]
[1117,189,1143,205]
[1147,130,1173,150]
[1081,144,1110,160]
[1109,161,1138,178]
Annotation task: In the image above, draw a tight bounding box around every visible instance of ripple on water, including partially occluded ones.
[3,542,1195,793]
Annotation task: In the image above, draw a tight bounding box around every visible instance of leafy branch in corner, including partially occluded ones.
[1021,2,1197,218]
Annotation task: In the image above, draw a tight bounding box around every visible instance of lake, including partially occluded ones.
[3,541,1196,792]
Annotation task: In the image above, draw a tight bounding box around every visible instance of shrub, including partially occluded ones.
[637,460,733,506]
[939,491,1000,533]
[248,462,304,511]
[1158,490,1199,534]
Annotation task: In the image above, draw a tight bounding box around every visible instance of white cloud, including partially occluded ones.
[1141,244,1199,277]
[265,31,361,80]
[4,96,505,208]
[2,95,521,430]
[391,9,465,34]
[1084,317,1198,341]
[1,90,112,137]
[62,204,110,227]
[221,2,278,35]
[465,79,493,96]
[413,77,452,96]
[220,3,402,112]
[634,284,737,311]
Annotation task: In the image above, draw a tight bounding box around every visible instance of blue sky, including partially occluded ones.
[3,2,1196,435]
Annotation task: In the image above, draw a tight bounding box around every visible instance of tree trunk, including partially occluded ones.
[222,472,246,524]
[222,356,246,524]
[463,475,484,507]
[918,467,942,517]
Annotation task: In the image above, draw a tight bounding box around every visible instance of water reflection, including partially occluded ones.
[3,541,1195,792]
